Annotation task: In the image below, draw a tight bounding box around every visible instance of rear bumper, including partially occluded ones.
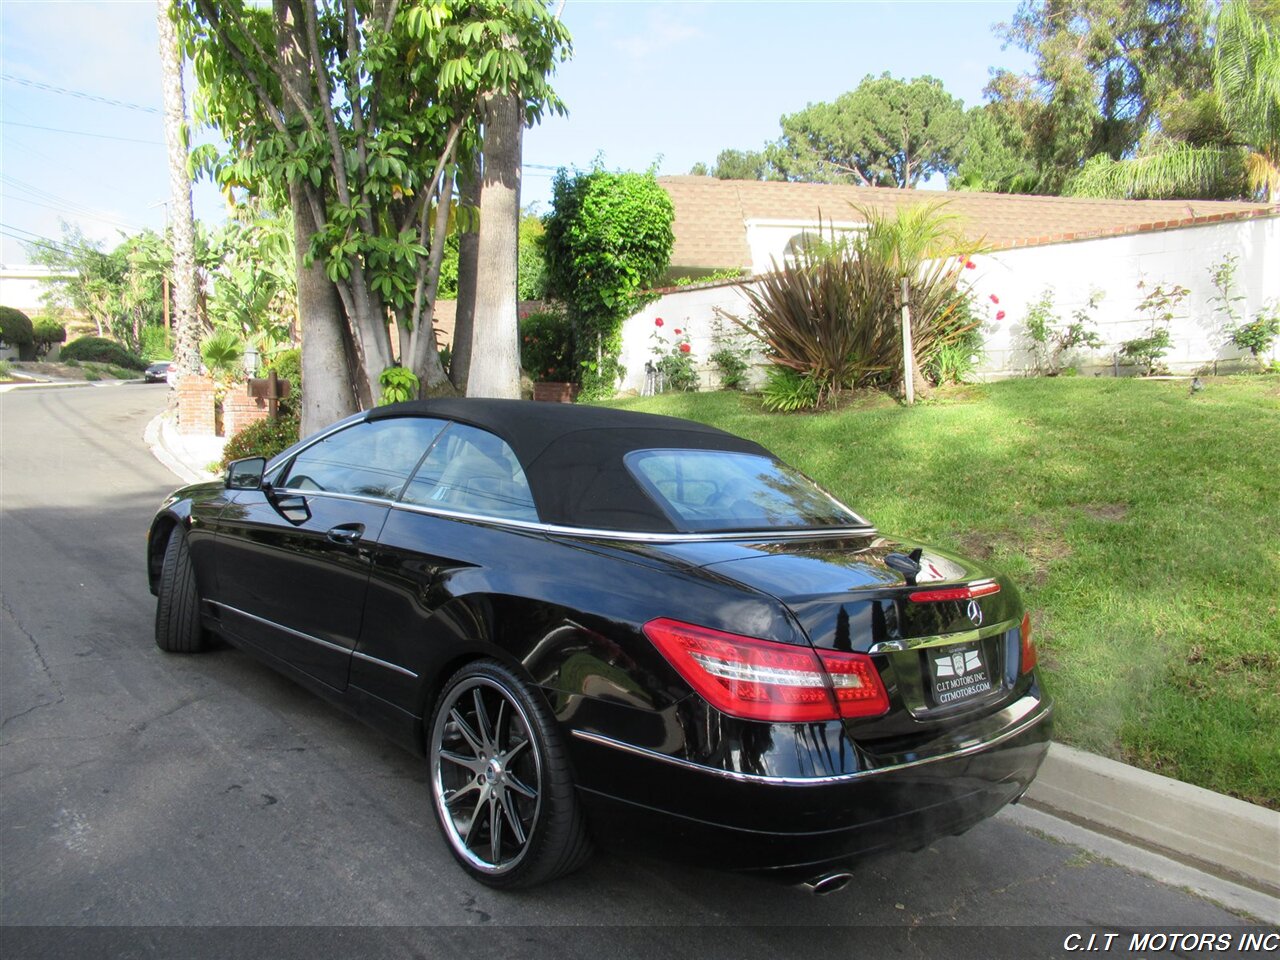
[568,694,1052,877]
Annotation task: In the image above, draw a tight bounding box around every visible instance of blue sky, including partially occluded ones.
[1,1,1031,264]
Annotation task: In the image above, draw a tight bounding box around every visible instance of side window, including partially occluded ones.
[401,424,538,522]
[283,418,446,500]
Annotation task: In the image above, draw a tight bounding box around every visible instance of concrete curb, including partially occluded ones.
[144,412,223,486]
[1025,742,1280,898]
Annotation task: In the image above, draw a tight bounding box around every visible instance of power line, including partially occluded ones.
[1,120,163,146]
[1,73,161,114]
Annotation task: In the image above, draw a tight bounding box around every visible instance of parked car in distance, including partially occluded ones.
[144,361,173,383]
[146,399,1052,891]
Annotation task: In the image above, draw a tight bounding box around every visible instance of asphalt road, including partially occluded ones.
[0,386,1257,957]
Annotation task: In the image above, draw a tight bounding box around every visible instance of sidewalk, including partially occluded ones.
[142,413,1280,919]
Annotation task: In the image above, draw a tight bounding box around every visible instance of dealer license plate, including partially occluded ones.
[927,642,993,706]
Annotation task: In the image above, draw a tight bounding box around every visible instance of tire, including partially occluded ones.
[154,526,210,653]
[428,659,592,888]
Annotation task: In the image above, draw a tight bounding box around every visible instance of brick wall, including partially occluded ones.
[176,375,216,436]
[223,385,269,438]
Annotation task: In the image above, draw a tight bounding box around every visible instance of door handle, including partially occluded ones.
[326,523,365,545]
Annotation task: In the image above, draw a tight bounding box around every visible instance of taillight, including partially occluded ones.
[1019,612,1038,674]
[909,580,1001,603]
[642,618,889,722]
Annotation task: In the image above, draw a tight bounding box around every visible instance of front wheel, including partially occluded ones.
[428,659,591,888]
[154,526,210,653]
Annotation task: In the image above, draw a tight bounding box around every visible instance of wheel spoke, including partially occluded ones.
[505,771,537,800]
[473,688,495,753]
[449,708,484,756]
[500,791,527,846]
[444,778,481,807]
[489,792,503,863]
[494,699,507,752]
[501,737,530,766]
[439,749,485,774]
[463,786,489,848]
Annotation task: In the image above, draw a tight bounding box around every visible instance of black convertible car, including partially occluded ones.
[147,399,1051,891]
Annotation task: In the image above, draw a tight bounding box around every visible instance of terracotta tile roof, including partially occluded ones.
[658,176,1277,269]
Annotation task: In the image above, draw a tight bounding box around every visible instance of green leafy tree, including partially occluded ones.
[699,148,776,181]
[180,0,570,432]
[0,306,35,360]
[206,199,298,350]
[988,0,1214,193]
[543,167,674,398]
[949,106,1039,192]
[771,73,967,187]
[1067,0,1280,200]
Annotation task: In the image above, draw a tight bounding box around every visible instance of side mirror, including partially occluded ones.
[226,456,267,490]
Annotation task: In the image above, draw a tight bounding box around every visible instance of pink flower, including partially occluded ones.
[965,260,976,270]
[996,310,1006,321]
[655,318,664,327]
[989,294,999,304]
[679,343,691,353]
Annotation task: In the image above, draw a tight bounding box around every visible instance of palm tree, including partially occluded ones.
[155,0,202,378]
[1068,0,1279,201]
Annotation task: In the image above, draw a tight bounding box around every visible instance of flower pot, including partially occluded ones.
[533,382,579,403]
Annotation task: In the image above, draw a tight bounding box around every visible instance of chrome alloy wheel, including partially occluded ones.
[430,676,544,875]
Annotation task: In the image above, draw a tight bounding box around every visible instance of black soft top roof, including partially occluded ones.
[366,398,770,531]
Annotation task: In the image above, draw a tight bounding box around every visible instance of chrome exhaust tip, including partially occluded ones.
[802,871,853,896]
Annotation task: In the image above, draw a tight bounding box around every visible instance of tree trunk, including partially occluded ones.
[466,91,522,399]
[450,151,482,393]
[277,0,356,434]
[155,0,201,378]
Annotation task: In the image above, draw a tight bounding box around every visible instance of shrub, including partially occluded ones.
[1023,288,1103,375]
[646,319,699,393]
[519,309,577,382]
[733,204,975,405]
[1121,280,1188,375]
[378,365,420,404]
[0,306,34,347]
[265,347,301,415]
[761,366,820,412]
[1231,305,1280,362]
[709,315,752,390]
[544,167,675,399]
[60,336,147,370]
[219,411,301,470]
[0,360,12,379]
[32,319,67,359]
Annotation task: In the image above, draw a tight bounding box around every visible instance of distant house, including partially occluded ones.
[617,177,1279,389]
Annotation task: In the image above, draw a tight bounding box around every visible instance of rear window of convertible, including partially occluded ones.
[623,449,866,532]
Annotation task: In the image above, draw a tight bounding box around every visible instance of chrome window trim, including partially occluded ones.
[868,617,1020,654]
[570,694,1049,785]
[390,498,877,543]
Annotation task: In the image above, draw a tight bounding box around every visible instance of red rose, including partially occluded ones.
[679,343,691,353]
[674,328,682,335]
[996,310,1006,320]
[965,260,976,270]
[655,318,664,327]
[989,294,999,304]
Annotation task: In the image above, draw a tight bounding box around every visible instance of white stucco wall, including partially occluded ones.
[618,216,1279,392]
[0,265,71,314]
[958,217,1279,376]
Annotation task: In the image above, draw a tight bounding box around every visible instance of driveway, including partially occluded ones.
[0,386,1255,957]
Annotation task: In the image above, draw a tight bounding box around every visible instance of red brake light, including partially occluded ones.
[642,618,889,722]
[909,580,1001,603]
[1019,612,1038,674]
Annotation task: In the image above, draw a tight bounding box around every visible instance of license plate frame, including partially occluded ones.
[927,641,994,707]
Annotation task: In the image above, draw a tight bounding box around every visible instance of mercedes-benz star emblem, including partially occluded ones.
[966,599,984,626]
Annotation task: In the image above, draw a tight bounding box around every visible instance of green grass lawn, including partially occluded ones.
[604,376,1280,807]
